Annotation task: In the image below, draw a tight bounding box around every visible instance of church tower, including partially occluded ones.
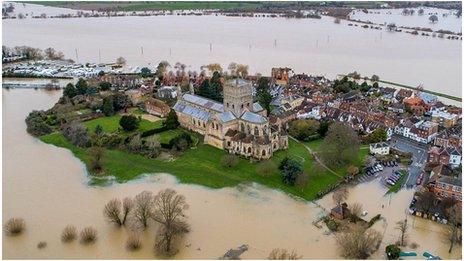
[223,79,253,117]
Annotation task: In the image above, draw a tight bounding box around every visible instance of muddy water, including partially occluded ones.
[318,181,462,259]
[2,89,461,259]
[350,8,462,33]
[2,5,462,98]
[2,89,336,259]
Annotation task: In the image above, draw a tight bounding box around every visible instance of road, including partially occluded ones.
[390,135,428,188]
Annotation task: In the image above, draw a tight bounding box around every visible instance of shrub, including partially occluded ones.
[25,110,52,136]
[119,115,139,131]
[37,241,47,249]
[3,217,26,236]
[385,244,401,260]
[62,123,90,148]
[140,126,168,138]
[221,154,238,168]
[126,234,142,251]
[61,225,77,242]
[79,227,97,244]
[169,133,192,151]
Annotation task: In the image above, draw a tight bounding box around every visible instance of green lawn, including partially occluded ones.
[40,129,368,201]
[155,129,185,144]
[84,114,163,134]
[29,1,264,11]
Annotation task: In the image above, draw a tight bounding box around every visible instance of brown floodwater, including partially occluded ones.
[2,89,461,259]
[2,4,462,98]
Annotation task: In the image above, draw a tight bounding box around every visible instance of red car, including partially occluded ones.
[416,173,424,185]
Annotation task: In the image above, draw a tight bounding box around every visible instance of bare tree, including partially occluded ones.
[61,225,77,242]
[320,122,360,168]
[268,248,302,259]
[416,190,437,214]
[395,218,408,246]
[104,198,122,226]
[132,191,153,229]
[256,160,277,177]
[236,64,249,78]
[204,63,223,73]
[336,225,382,259]
[90,146,104,173]
[350,202,363,223]
[122,197,133,225]
[295,171,309,190]
[445,203,462,253]
[152,189,190,256]
[3,217,25,236]
[333,188,349,206]
[116,57,126,65]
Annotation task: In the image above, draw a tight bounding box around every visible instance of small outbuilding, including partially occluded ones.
[144,98,171,117]
[331,203,351,220]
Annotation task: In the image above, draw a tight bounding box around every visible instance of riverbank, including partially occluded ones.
[39,127,368,200]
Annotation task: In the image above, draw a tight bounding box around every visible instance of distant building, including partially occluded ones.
[157,86,179,99]
[433,176,462,202]
[271,67,292,86]
[427,146,462,168]
[369,142,390,155]
[430,108,459,128]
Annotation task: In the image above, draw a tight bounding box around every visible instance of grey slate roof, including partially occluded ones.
[240,111,267,124]
[253,102,264,112]
[182,93,224,112]
[173,101,211,121]
[219,111,237,123]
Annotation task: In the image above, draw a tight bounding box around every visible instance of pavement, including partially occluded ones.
[389,135,428,188]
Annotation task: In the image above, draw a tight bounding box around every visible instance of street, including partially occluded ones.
[390,135,428,188]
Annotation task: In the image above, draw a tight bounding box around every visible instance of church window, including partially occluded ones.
[241,123,245,132]
[227,103,229,108]
[262,150,266,156]
[241,104,244,109]
[254,126,259,136]
[203,122,206,128]
[248,147,251,153]
[232,104,235,109]
[227,141,231,146]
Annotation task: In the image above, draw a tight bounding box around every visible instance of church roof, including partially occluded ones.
[173,101,211,121]
[253,102,264,112]
[219,111,237,123]
[182,93,224,112]
[240,111,267,124]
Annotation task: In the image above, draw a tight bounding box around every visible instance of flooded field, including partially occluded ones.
[2,5,462,98]
[2,89,461,259]
[350,8,462,32]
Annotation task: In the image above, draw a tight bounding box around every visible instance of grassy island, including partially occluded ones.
[39,112,368,200]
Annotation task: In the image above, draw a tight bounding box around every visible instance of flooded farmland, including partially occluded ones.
[2,5,462,98]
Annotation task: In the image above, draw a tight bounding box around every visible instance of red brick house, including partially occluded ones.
[144,98,171,117]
